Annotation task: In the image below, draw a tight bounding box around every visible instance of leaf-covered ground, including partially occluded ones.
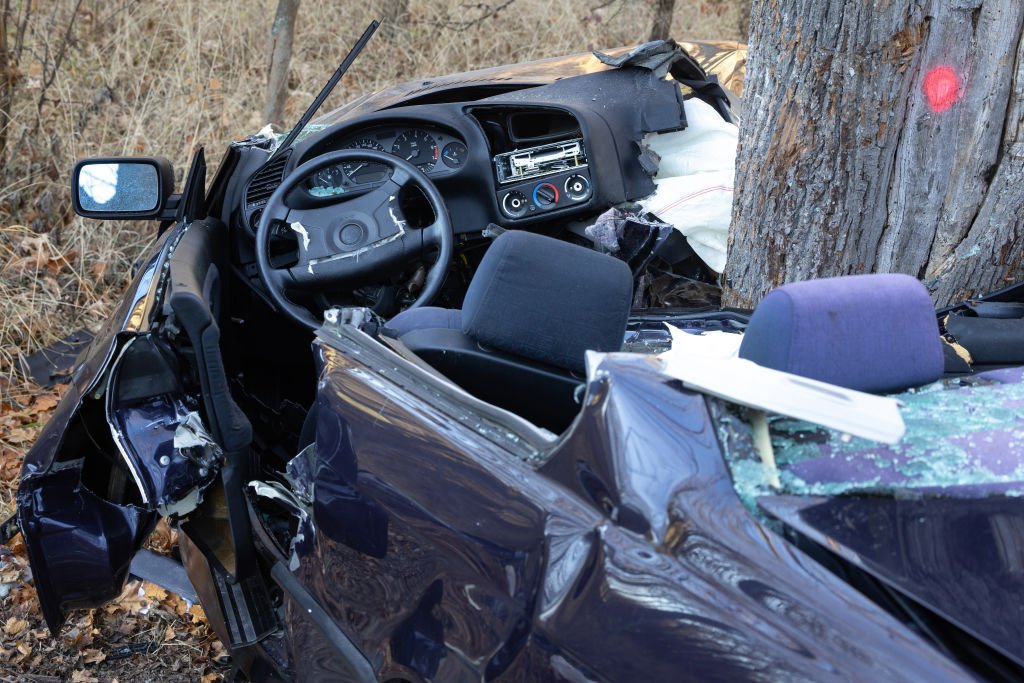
[0,379,230,682]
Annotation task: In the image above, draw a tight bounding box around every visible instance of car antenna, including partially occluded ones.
[269,19,380,162]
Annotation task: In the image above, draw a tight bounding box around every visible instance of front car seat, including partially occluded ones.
[387,230,633,431]
[738,273,944,393]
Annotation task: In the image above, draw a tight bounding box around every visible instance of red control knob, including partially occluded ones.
[533,182,559,206]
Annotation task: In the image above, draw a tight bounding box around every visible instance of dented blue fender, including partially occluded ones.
[274,323,971,682]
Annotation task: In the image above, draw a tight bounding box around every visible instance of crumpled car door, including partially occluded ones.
[16,217,231,631]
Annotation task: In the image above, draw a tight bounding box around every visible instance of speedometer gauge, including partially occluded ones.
[391,130,438,172]
[308,165,345,197]
[342,138,388,184]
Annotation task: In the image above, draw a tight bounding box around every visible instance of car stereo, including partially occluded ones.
[493,138,592,220]
[494,138,588,184]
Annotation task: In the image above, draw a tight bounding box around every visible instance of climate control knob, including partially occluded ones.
[533,182,559,206]
[502,190,529,218]
[564,174,591,201]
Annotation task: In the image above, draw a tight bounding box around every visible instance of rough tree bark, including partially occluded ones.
[263,0,299,127]
[725,1,1024,308]
[650,0,676,42]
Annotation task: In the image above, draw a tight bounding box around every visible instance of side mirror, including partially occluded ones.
[72,157,175,220]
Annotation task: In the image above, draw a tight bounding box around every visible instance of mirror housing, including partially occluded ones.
[72,157,175,220]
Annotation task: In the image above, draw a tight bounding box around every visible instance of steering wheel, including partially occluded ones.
[255,149,454,329]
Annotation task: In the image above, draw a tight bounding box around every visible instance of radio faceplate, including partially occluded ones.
[494,138,588,185]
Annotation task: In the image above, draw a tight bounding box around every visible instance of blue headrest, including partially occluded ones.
[462,231,633,372]
[738,274,943,393]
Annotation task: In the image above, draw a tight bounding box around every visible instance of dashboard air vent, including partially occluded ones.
[245,150,291,205]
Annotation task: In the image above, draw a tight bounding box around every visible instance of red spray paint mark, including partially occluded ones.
[923,66,961,113]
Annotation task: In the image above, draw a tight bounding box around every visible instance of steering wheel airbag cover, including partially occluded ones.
[254,149,454,329]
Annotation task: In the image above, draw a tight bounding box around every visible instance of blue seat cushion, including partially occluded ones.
[461,231,633,372]
[738,273,943,393]
[387,306,461,336]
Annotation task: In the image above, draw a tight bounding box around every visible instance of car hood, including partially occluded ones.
[697,357,1024,670]
[760,495,1024,669]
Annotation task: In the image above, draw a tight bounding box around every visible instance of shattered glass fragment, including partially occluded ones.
[721,368,1024,511]
[285,443,317,506]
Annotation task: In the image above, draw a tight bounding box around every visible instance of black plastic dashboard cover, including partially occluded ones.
[287,60,700,233]
[478,66,687,202]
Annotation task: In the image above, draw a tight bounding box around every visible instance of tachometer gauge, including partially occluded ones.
[308,165,346,197]
[342,138,388,184]
[441,141,467,169]
[391,130,438,172]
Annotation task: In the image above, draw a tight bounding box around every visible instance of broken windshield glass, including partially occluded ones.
[720,367,1024,510]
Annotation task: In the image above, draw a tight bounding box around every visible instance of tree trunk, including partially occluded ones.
[263,0,299,127]
[650,0,676,42]
[725,0,1024,308]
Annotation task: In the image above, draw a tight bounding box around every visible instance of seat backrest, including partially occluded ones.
[168,218,253,453]
[400,231,633,431]
[460,230,633,373]
[738,273,943,393]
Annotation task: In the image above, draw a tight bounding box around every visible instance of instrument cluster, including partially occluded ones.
[307,126,467,197]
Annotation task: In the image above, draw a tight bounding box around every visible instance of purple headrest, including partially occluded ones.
[738,274,943,393]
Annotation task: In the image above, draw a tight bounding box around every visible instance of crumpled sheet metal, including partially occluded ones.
[678,39,748,97]
[538,352,973,682]
[173,411,222,452]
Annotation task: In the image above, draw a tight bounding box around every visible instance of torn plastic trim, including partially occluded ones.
[103,334,223,516]
[105,338,152,507]
[249,445,316,571]
[173,411,222,454]
[594,39,734,123]
[129,549,199,605]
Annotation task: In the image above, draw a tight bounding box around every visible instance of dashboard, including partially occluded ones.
[228,58,705,316]
[235,102,611,238]
[236,61,696,243]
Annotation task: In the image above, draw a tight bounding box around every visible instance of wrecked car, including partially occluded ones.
[9,22,1024,682]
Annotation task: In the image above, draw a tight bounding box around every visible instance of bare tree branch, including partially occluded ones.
[34,0,86,129]
[414,0,520,30]
[649,0,676,41]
